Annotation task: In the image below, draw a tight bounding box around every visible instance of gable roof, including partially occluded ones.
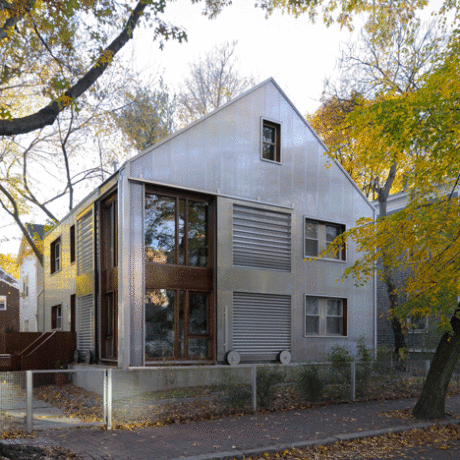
[17,223,46,264]
[0,267,18,289]
[126,77,374,211]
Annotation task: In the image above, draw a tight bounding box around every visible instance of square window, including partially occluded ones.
[261,119,281,163]
[407,316,428,332]
[50,237,61,274]
[0,295,6,310]
[305,218,346,260]
[305,296,347,336]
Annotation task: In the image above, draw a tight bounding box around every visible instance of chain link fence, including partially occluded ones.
[2,357,459,434]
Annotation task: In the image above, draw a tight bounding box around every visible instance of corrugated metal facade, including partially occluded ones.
[232,204,291,271]
[232,292,291,355]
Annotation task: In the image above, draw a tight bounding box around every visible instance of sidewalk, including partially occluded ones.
[3,394,460,460]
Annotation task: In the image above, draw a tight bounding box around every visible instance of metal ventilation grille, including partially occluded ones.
[77,210,93,276]
[76,294,95,352]
[233,205,291,271]
[233,292,291,355]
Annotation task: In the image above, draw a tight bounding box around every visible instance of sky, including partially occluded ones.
[0,0,445,258]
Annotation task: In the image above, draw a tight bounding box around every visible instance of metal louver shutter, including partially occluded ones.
[76,294,95,352]
[233,205,291,271]
[233,292,291,356]
[77,211,93,276]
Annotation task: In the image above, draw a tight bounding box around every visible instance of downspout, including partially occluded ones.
[373,205,378,356]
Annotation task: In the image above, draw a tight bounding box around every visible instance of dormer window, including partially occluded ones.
[261,119,281,163]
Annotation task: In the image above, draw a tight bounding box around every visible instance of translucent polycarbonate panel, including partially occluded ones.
[305,297,319,314]
[262,143,275,161]
[145,195,176,264]
[189,292,208,335]
[327,299,342,316]
[306,316,319,334]
[188,201,208,267]
[145,289,175,359]
[263,125,275,143]
[326,317,342,335]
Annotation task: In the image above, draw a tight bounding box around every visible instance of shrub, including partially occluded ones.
[296,365,324,402]
[219,373,251,411]
[257,367,283,408]
[356,337,371,386]
[325,345,353,384]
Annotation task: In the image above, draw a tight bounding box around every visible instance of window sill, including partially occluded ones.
[304,334,348,338]
[304,256,347,263]
[260,157,282,165]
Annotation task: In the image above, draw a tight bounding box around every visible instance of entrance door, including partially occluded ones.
[100,192,118,360]
[144,188,215,361]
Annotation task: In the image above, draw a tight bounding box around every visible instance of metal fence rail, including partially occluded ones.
[0,358,445,434]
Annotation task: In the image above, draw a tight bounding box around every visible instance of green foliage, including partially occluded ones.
[218,373,251,410]
[296,365,324,402]
[356,337,371,386]
[256,367,283,408]
[325,345,353,384]
[114,80,176,152]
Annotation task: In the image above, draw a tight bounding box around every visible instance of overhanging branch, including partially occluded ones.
[0,1,148,136]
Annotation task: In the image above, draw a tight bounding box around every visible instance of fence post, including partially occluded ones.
[107,368,112,430]
[425,360,430,377]
[251,364,257,412]
[26,371,33,433]
[350,361,356,402]
[103,369,107,425]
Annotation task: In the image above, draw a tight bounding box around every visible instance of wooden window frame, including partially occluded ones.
[261,118,281,164]
[305,296,348,337]
[304,218,346,261]
[50,237,61,274]
[70,225,76,264]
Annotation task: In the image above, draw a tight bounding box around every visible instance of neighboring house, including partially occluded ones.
[374,191,442,357]
[41,78,376,369]
[0,268,19,332]
[17,224,45,332]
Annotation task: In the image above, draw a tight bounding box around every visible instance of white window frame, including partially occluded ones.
[260,117,282,165]
[304,295,348,337]
[304,217,346,262]
[0,295,6,311]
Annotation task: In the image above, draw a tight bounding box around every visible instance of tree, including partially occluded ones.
[308,17,441,357]
[177,40,255,126]
[113,79,176,152]
[321,19,460,419]
[0,253,19,279]
[0,0,236,137]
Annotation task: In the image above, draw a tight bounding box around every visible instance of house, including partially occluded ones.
[17,224,45,332]
[0,268,19,332]
[374,191,443,357]
[40,78,376,368]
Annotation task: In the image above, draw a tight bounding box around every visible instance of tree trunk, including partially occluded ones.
[413,307,460,419]
[385,273,407,356]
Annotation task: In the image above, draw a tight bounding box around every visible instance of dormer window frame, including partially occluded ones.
[260,117,282,164]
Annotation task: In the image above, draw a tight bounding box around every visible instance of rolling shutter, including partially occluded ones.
[76,294,95,352]
[76,209,95,352]
[233,292,291,356]
[233,204,291,271]
[77,210,93,276]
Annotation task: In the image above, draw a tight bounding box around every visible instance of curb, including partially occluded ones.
[171,419,459,460]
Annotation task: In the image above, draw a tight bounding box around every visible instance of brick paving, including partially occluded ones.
[17,395,460,460]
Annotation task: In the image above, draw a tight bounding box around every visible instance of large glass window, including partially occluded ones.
[145,194,209,267]
[145,289,211,361]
